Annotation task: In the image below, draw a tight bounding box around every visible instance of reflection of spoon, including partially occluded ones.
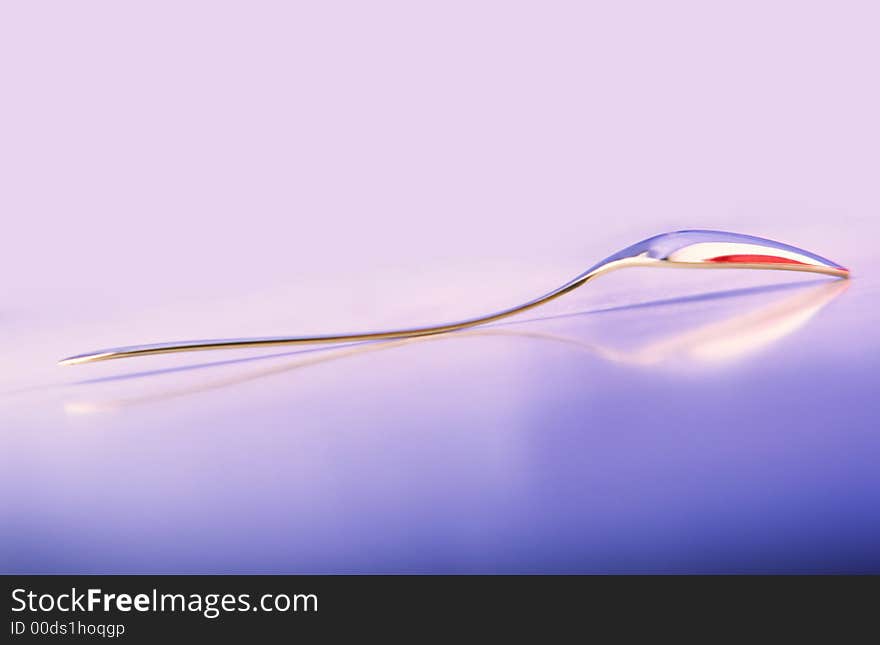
[496,280,849,365]
[59,230,849,366]
[63,280,847,414]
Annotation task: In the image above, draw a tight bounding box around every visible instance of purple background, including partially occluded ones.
[1,2,878,573]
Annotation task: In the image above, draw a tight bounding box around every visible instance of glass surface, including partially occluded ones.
[2,255,876,573]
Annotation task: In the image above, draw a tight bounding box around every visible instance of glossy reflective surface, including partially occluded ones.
[2,253,878,573]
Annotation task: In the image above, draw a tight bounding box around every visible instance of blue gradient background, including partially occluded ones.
[1,1,878,573]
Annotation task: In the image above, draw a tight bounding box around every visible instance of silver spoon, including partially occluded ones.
[59,229,849,366]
